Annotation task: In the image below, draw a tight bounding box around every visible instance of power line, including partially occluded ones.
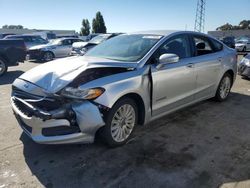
[194,0,206,33]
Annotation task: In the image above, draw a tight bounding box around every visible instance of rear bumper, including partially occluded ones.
[11,96,105,144]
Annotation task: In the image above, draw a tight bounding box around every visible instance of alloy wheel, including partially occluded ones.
[110,104,136,142]
[0,60,6,75]
[44,52,53,61]
[219,76,231,99]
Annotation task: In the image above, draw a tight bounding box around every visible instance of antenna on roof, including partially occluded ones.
[194,0,206,33]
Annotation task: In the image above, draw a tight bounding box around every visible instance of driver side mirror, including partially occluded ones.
[156,53,179,69]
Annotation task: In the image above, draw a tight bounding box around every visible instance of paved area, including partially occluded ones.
[0,60,250,188]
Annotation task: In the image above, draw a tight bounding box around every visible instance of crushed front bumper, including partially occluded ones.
[11,96,105,144]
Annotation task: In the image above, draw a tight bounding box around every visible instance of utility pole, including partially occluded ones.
[194,0,206,33]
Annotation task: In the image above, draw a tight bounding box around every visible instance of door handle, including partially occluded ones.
[186,63,194,68]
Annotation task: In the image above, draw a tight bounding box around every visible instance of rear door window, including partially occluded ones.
[193,35,214,56]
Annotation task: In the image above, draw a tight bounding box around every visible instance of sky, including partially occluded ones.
[0,0,249,33]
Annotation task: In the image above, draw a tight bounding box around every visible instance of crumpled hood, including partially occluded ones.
[29,44,55,50]
[72,42,88,48]
[18,56,137,93]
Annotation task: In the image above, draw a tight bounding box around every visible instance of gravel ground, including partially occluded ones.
[0,58,250,188]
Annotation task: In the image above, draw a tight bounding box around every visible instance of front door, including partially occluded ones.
[151,34,197,116]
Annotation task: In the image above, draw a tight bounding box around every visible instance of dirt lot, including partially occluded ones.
[0,59,250,188]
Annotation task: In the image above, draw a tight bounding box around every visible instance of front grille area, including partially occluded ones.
[12,87,63,111]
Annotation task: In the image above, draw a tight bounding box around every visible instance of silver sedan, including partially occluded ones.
[28,38,83,61]
[11,31,237,147]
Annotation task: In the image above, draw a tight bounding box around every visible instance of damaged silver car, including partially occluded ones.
[11,31,237,147]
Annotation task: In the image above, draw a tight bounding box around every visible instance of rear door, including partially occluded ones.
[56,39,72,57]
[190,34,223,100]
[151,34,197,116]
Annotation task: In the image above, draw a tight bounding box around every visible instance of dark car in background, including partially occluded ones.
[220,36,235,48]
[4,35,48,48]
[71,33,121,56]
[0,33,16,39]
[0,39,26,76]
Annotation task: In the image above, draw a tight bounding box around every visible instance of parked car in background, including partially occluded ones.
[220,36,235,48]
[11,31,237,147]
[32,31,57,41]
[27,38,84,61]
[0,39,26,76]
[235,38,250,52]
[0,33,16,39]
[4,34,48,48]
[56,35,78,38]
[85,33,100,41]
[238,53,250,78]
[71,33,120,56]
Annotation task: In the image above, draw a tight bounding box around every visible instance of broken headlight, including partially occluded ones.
[61,87,105,100]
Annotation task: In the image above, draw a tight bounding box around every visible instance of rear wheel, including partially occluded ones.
[0,58,7,76]
[214,73,232,101]
[43,51,54,62]
[101,98,138,147]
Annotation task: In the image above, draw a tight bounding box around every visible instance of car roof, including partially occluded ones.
[58,37,82,40]
[6,34,41,38]
[129,30,208,37]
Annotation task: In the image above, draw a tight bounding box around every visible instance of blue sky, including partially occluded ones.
[0,0,249,33]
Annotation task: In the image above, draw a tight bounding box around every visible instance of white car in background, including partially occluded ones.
[235,39,250,52]
[27,38,84,61]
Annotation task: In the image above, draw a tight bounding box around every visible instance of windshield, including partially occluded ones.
[89,34,111,44]
[48,39,62,45]
[85,34,162,62]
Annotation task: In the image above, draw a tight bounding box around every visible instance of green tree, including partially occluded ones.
[80,19,90,36]
[239,20,250,29]
[2,25,24,29]
[216,23,233,31]
[2,25,8,29]
[92,11,107,33]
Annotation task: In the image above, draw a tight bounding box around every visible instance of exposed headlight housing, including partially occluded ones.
[61,87,105,100]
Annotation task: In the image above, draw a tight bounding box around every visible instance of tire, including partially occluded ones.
[43,51,54,62]
[0,58,8,77]
[242,47,246,52]
[100,97,138,147]
[214,73,232,102]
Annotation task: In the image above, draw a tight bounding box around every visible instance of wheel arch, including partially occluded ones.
[114,92,146,125]
[224,69,234,84]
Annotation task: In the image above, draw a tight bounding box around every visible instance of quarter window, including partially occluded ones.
[155,35,191,59]
[211,38,223,52]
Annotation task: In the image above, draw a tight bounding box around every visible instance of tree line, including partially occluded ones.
[80,11,107,35]
[2,25,25,29]
[216,20,250,31]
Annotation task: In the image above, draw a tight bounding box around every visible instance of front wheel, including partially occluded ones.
[101,98,138,147]
[214,73,232,102]
[43,51,54,62]
[0,58,8,76]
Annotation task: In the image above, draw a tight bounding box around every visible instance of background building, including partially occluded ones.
[208,30,250,39]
